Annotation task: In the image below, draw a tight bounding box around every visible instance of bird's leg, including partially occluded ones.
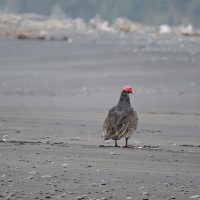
[114,140,118,147]
[123,138,128,148]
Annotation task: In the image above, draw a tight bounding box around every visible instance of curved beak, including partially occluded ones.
[130,89,135,94]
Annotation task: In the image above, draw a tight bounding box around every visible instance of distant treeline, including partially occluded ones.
[1,0,200,27]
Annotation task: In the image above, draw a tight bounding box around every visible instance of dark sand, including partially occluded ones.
[0,33,200,199]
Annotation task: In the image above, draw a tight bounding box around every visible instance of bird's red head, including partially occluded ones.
[122,85,134,94]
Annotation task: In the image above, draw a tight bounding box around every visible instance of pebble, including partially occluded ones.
[68,191,74,194]
[26,176,34,179]
[138,186,145,190]
[75,194,87,200]
[61,193,67,197]
[28,171,36,174]
[142,192,149,195]
[41,175,51,178]
[62,164,68,168]
[90,182,98,187]
[190,195,200,199]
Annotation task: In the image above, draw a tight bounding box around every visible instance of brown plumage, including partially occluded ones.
[102,86,138,147]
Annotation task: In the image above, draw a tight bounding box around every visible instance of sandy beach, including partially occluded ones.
[0,30,200,200]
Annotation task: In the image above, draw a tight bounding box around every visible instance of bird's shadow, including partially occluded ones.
[99,144,136,149]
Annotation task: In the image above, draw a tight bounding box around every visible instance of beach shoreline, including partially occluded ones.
[0,31,200,199]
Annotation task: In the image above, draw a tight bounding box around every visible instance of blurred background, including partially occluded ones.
[0,0,200,27]
[0,0,200,113]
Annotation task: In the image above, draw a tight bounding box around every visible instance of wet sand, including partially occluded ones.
[0,33,200,199]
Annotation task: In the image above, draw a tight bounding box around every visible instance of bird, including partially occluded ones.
[102,85,138,147]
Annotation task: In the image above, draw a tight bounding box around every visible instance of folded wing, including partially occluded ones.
[103,107,138,140]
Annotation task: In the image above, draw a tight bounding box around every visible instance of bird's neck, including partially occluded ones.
[118,91,130,105]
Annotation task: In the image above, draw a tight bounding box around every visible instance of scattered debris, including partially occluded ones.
[41,175,52,178]
[75,194,87,200]
[17,33,46,40]
[190,195,200,199]
[1,12,199,41]
[71,137,80,141]
[62,163,68,168]
[159,24,172,34]
[113,18,143,33]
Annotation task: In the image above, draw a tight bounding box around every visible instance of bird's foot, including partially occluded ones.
[114,140,121,148]
[122,138,128,148]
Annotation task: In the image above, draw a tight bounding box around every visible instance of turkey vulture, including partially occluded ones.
[102,85,138,147]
